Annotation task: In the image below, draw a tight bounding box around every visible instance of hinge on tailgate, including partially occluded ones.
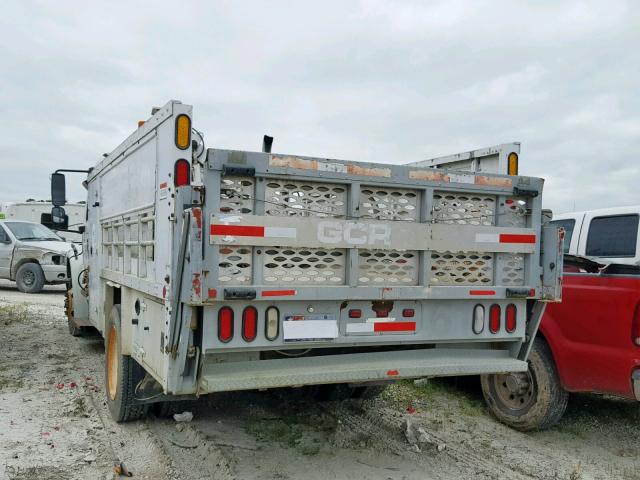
[512,187,539,198]
[223,288,257,300]
[222,164,256,177]
[506,288,533,298]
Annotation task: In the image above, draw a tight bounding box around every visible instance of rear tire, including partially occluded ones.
[68,318,83,337]
[481,338,568,431]
[15,262,45,293]
[105,305,148,422]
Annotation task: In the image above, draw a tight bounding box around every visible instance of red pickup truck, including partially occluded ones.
[481,255,640,430]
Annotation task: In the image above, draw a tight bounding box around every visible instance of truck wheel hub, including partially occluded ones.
[493,371,535,411]
[106,326,118,401]
[505,373,529,394]
[23,271,35,286]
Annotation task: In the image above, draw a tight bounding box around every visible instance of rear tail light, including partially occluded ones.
[489,304,501,334]
[402,309,415,318]
[175,114,191,150]
[174,159,190,187]
[242,306,258,342]
[348,309,362,318]
[472,305,485,334]
[218,307,234,343]
[265,306,279,341]
[632,303,640,347]
[507,152,518,175]
[505,304,517,333]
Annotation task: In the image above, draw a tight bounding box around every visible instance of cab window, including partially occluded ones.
[0,225,9,243]
[586,214,639,257]
[550,219,575,254]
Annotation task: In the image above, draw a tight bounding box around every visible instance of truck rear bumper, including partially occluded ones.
[198,348,527,394]
[632,369,640,401]
[42,265,68,283]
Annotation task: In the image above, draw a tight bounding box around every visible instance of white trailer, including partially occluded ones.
[52,101,563,422]
[0,201,85,242]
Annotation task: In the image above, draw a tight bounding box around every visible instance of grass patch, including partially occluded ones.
[245,408,336,455]
[382,378,486,417]
[0,304,29,326]
[0,376,24,391]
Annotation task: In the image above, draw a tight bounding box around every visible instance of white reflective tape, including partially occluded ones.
[283,320,338,340]
[475,233,500,243]
[346,323,374,333]
[264,227,297,238]
[219,215,242,224]
[366,317,396,323]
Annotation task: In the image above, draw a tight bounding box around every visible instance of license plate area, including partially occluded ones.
[283,314,338,343]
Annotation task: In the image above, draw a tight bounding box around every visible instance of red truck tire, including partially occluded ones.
[481,338,568,431]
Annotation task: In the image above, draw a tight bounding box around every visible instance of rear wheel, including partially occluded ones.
[481,338,568,431]
[15,262,45,293]
[105,305,147,422]
[68,318,83,337]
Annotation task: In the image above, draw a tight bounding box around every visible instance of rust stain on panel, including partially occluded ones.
[269,155,317,171]
[270,155,390,177]
[192,273,201,297]
[409,170,451,182]
[347,164,391,178]
[475,175,513,188]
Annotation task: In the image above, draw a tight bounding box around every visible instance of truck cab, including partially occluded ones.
[0,220,71,293]
[552,206,640,264]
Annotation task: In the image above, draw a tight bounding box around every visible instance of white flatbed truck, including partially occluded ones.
[51,101,563,421]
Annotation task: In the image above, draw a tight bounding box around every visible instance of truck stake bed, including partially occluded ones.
[58,100,563,421]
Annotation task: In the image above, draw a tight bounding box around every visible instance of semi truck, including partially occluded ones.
[50,100,563,422]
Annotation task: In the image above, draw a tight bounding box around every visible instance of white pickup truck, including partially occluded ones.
[0,220,71,293]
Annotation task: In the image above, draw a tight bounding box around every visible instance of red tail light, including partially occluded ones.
[633,303,640,347]
[489,304,501,334]
[505,304,517,333]
[402,309,415,318]
[174,159,190,187]
[218,307,234,343]
[242,306,258,342]
[348,309,362,318]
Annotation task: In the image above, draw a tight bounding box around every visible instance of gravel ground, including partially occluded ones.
[1,280,639,480]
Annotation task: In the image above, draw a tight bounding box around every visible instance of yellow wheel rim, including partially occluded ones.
[106,325,118,401]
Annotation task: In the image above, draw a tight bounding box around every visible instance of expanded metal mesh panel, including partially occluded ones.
[263,248,346,285]
[496,253,525,286]
[357,250,419,285]
[430,251,494,285]
[500,197,527,228]
[358,187,419,221]
[220,177,254,214]
[264,181,347,217]
[218,246,253,285]
[432,192,495,226]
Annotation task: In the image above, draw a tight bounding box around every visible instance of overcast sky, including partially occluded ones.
[1,1,638,214]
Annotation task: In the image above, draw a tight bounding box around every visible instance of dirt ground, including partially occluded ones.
[1,281,639,480]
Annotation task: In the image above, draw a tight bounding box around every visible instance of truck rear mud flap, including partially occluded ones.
[198,349,527,393]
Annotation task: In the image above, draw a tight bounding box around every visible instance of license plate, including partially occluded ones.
[283,314,338,342]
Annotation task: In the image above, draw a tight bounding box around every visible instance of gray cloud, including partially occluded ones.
[1,0,638,214]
